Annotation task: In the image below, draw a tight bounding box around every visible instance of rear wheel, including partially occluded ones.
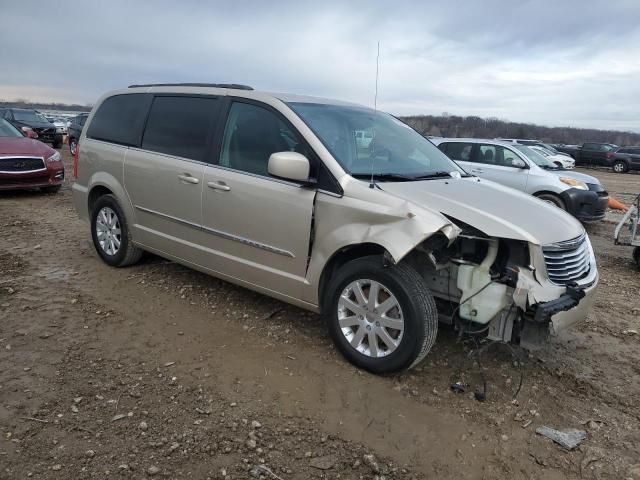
[90,194,142,267]
[325,256,438,374]
[613,160,628,173]
[536,193,566,210]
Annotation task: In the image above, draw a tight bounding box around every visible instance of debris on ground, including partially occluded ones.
[536,426,587,450]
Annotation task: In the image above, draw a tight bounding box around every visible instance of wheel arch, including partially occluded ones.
[86,172,135,224]
[318,243,390,312]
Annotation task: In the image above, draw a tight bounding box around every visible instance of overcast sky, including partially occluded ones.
[1,0,639,131]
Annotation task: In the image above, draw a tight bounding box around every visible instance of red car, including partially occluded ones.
[0,118,64,193]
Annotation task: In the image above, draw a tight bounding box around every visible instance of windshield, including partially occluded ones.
[288,102,465,179]
[0,119,24,138]
[514,145,557,168]
[13,110,49,123]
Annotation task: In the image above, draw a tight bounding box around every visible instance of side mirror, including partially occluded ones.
[268,151,311,182]
[511,158,528,169]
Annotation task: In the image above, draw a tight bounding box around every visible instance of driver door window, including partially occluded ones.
[219,102,307,178]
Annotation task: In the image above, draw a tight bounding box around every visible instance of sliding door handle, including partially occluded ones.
[178,174,199,184]
[207,181,231,192]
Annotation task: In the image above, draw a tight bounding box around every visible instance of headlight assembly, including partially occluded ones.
[559,177,588,190]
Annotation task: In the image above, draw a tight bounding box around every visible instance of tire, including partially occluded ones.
[634,247,640,271]
[613,160,628,173]
[536,193,566,210]
[69,138,78,156]
[90,194,143,267]
[554,161,563,168]
[41,185,61,194]
[325,255,438,374]
[52,136,62,149]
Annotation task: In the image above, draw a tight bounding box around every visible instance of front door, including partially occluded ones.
[124,95,221,260]
[469,144,529,191]
[201,100,316,298]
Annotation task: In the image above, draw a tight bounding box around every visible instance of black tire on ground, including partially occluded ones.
[90,194,143,267]
[633,247,640,271]
[52,137,62,149]
[554,161,563,168]
[536,193,566,210]
[325,255,438,374]
[69,138,77,156]
[613,160,628,173]
[41,185,61,194]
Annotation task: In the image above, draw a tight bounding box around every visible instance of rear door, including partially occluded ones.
[439,141,475,173]
[469,143,529,191]
[123,95,221,260]
[200,99,316,297]
[629,148,640,170]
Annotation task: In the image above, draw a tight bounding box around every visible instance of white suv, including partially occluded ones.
[433,138,608,222]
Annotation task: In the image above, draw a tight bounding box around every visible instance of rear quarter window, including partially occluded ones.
[86,94,151,146]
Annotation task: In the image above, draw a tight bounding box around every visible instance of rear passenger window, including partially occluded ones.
[142,96,219,161]
[441,142,474,162]
[219,102,306,177]
[86,94,151,146]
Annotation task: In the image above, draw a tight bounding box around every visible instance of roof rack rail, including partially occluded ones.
[128,83,254,90]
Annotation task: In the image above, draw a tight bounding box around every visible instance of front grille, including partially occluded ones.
[542,234,591,285]
[0,157,46,172]
[34,127,55,135]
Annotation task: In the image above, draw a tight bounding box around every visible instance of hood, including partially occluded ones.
[0,137,56,157]
[548,169,600,185]
[13,119,55,129]
[380,177,584,246]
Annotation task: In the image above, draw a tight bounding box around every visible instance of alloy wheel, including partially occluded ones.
[95,207,122,256]
[337,279,404,358]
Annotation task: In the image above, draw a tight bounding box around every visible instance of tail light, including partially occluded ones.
[606,152,614,159]
[73,142,79,178]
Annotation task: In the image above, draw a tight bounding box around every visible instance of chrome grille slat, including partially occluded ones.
[542,235,591,285]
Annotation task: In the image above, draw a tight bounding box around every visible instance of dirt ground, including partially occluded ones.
[1,148,639,480]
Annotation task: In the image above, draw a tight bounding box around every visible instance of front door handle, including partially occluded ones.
[471,168,484,173]
[207,181,231,192]
[178,174,199,185]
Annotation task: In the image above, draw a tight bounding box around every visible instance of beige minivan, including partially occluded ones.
[72,83,598,373]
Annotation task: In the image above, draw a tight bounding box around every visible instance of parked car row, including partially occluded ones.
[554,142,640,173]
[69,83,599,374]
[0,107,64,148]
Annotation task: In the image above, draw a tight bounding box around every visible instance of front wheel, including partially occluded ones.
[41,185,61,194]
[69,138,78,156]
[90,194,143,267]
[536,193,566,210]
[325,256,438,374]
[613,161,628,173]
[634,247,640,271]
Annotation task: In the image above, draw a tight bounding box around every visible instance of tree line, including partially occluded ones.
[0,99,92,113]
[400,114,640,146]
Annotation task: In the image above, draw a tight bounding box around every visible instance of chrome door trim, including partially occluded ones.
[135,205,201,230]
[134,205,295,258]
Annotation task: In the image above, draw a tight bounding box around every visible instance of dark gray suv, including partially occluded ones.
[609,146,640,173]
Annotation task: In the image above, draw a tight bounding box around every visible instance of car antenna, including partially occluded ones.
[370,41,380,189]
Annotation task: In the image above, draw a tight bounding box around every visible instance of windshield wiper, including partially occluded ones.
[352,173,417,182]
[411,171,453,180]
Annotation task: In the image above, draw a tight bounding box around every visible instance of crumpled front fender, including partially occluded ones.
[303,181,460,305]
